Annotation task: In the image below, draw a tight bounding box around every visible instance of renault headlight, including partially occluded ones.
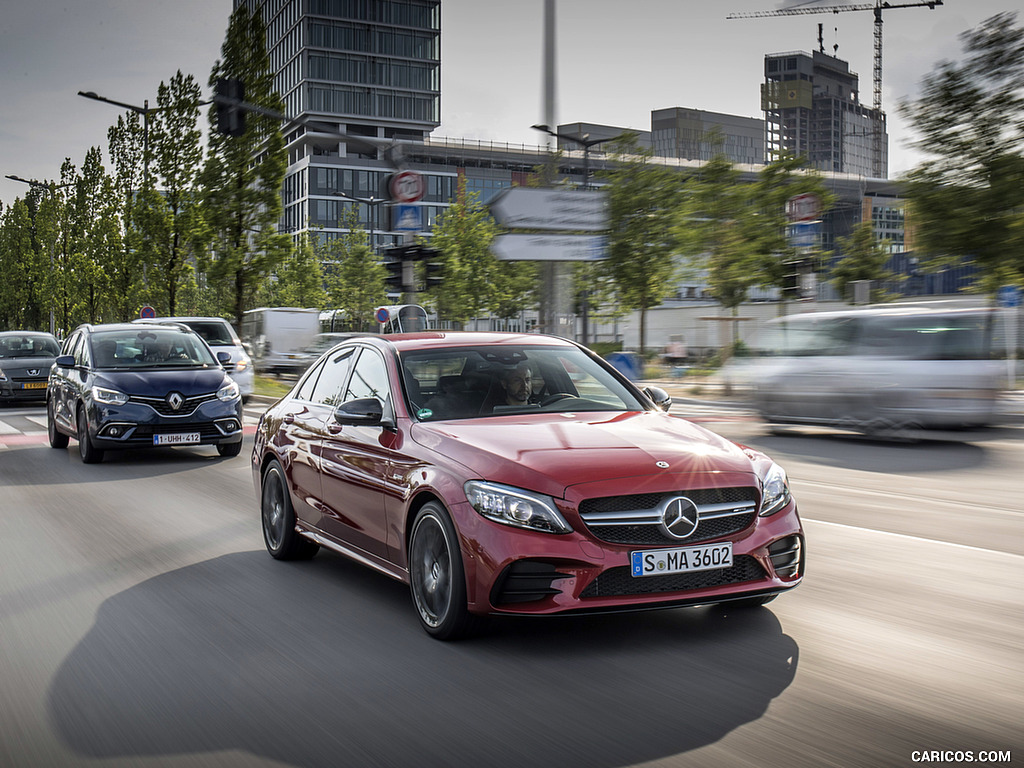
[464,481,572,534]
[759,462,791,517]
[91,386,129,406]
[217,380,240,402]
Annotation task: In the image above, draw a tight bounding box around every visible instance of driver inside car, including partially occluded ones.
[497,362,533,407]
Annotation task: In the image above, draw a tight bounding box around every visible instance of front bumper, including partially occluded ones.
[454,500,804,617]
[86,398,243,449]
[0,381,49,401]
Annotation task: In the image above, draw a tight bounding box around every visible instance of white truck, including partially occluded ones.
[240,307,320,375]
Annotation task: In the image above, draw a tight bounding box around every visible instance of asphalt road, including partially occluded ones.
[0,402,1021,768]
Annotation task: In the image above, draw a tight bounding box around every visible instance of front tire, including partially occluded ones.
[48,399,69,449]
[408,502,485,640]
[77,405,104,464]
[261,460,319,560]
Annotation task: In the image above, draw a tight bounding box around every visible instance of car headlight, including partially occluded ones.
[92,386,129,406]
[217,380,240,402]
[464,481,572,534]
[0,367,7,382]
[759,462,791,517]
[235,358,249,372]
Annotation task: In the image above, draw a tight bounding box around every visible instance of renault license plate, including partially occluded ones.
[154,433,201,446]
[631,542,733,577]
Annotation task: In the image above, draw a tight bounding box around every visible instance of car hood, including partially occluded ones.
[2,357,56,375]
[410,411,756,499]
[93,368,230,396]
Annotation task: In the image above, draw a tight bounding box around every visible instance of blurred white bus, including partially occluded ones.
[745,305,1005,433]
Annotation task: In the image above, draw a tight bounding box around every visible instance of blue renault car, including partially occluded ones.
[47,323,244,464]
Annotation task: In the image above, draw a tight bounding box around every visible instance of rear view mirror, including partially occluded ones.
[54,355,75,368]
[217,351,231,366]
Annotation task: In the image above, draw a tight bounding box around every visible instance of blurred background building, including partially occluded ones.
[237,0,979,345]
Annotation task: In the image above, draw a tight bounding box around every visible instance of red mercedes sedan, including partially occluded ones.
[252,332,804,639]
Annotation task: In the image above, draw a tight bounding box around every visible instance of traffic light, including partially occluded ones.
[384,258,404,291]
[215,78,246,137]
[424,261,444,289]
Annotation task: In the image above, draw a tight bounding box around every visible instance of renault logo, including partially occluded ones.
[167,392,184,411]
[659,496,700,539]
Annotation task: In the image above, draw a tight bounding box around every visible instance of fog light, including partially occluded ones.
[109,426,121,437]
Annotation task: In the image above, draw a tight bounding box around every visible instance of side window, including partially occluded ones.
[71,334,90,367]
[311,349,356,406]
[62,332,81,358]
[345,349,390,404]
[294,358,326,402]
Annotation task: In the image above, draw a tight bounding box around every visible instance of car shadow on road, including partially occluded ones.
[47,550,798,768]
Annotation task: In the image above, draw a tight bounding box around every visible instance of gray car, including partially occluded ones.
[0,331,61,404]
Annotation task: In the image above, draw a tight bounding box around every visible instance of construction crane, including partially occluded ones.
[728,0,943,177]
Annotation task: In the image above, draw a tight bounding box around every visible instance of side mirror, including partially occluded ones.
[217,351,231,366]
[55,355,75,368]
[643,386,673,412]
[334,398,385,427]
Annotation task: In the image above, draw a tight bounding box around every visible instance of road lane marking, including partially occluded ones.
[802,517,1024,559]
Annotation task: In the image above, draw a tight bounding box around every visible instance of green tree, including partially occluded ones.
[202,4,290,327]
[137,71,207,316]
[424,177,502,327]
[106,112,148,321]
[75,147,118,323]
[900,12,1024,292]
[0,199,39,329]
[829,221,900,303]
[745,154,834,312]
[675,153,758,348]
[324,210,385,330]
[601,134,685,353]
[276,232,326,309]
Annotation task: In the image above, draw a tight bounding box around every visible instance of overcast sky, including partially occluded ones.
[0,0,1017,205]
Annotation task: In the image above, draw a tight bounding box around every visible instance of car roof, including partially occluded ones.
[0,330,57,338]
[84,323,195,334]
[359,331,579,354]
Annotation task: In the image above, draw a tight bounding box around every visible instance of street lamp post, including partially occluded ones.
[532,124,615,190]
[5,174,72,336]
[331,192,386,253]
[78,90,157,183]
[531,124,622,346]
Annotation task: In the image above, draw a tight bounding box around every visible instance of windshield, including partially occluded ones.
[0,334,60,358]
[182,321,238,346]
[400,345,645,421]
[90,329,219,369]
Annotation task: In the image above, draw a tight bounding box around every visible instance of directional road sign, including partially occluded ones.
[489,188,607,231]
[997,285,1021,308]
[391,204,422,232]
[491,233,607,261]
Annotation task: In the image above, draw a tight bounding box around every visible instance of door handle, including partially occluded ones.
[327,423,343,434]
[283,413,295,424]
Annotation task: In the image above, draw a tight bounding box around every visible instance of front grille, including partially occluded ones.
[579,487,758,546]
[580,556,764,598]
[130,392,219,416]
[491,561,572,605]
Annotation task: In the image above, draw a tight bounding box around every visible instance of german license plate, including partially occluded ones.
[631,542,733,577]
[153,432,201,446]
[23,381,47,390]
